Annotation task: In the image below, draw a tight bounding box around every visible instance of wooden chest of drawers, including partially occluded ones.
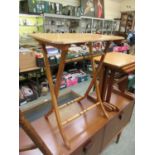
[20,91,134,155]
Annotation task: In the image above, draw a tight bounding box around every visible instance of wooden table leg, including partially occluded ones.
[106,69,115,102]
[41,44,70,149]
[83,42,111,98]
[19,110,53,155]
[99,63,104,93]
[88,43,109,118]
[101,67,108,101]
[55,50,67,99]
[96,82,109,118]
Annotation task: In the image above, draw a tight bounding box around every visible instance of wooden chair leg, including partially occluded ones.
[41,44,70,149]
[19,110,53,155]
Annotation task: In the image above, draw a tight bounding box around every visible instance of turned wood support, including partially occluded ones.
[61,102,100,126]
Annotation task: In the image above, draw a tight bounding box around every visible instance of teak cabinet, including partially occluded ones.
[20,91,134,155]
[101,100,134,150]
[71,98,134,155]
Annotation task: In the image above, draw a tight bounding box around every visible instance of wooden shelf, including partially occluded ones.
[44,13,81,20]
[20,67,41,73]
[19,14,43,17]
[19,25,43,27]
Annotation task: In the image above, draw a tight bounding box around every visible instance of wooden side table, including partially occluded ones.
[94,52,135,111]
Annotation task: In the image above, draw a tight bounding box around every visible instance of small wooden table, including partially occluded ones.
[94,52,135,104]
[20,33,124,154]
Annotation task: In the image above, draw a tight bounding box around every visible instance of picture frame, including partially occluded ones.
[93,0,104,18]
[80,0,104,18]
[80,0,95,17]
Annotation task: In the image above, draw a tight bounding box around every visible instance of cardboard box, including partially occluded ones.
[19,50,37,70]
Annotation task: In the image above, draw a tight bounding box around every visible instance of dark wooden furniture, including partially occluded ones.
[20,90,134,155]
[119,11,135,35]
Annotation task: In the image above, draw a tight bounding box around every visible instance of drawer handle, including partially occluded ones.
[83,139,93,154]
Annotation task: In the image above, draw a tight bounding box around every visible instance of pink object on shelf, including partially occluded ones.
[65,78,78,87]
[113,46,122,52]
[121,45,129,51]
[63,74,78,87]
[113,46,129,52]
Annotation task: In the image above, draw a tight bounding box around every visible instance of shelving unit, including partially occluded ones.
[44,13,81,20]
[119,11,135,35]
[19,52,101,110]
[19,13,119,35]
[20,77,91,113]
[43,13,117,34]
[19,14,44,36]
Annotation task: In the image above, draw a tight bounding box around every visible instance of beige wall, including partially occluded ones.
[104,0,121,19]
[120,0,135,12]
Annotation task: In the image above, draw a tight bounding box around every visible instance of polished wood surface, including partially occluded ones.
[20,91,134,155]
[19,110,53,155]
[94,52,135,69]
[20,67,41,73]
[30,33,124,45]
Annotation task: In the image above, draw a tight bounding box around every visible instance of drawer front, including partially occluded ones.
[72,129,103,155]
[102,101,134,149]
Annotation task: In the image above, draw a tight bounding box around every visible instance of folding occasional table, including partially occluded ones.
[21,33,124,150]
